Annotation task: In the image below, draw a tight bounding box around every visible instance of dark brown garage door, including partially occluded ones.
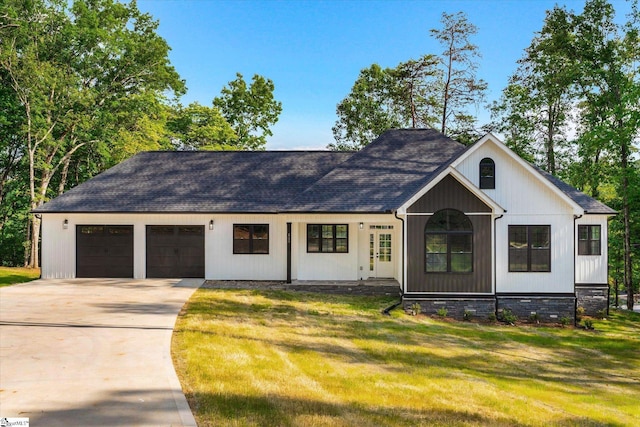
[76,225,134,278]
[146,225,205,278]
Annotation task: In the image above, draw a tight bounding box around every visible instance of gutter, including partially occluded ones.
[573,214,583,324]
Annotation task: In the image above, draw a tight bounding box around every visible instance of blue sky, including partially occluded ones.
[137,0,632,150]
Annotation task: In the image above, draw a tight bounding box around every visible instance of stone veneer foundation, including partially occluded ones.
[575,285,609,316]
[402,297,496,320]
[403,295,580,323]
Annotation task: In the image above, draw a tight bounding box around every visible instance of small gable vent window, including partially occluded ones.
[479,158,495,189]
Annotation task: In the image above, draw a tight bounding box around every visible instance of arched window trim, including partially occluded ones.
[479,158,495,189]
[425,209,473,274]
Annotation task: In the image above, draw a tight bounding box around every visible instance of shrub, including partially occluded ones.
[436,307,448,318]
[528,313,540,324]
[463,310,472,321]
[596,309,607,319]
[576,306,585,322]
[488,312,497,322]
[560,316,572,326]
[584,319,595,330]
[410,302,421,316]
[500,309,518,325]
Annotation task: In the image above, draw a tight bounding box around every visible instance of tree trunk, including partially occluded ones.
[58,155,71,195]
[29,214,41,268]
[622,142,633,310]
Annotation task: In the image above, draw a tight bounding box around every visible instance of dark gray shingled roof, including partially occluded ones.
[283,129,467,212]
[35,128,614,215]
[35,151,353,213]
[536,167,617,215]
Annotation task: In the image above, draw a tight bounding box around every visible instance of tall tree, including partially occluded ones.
[167,102,238,151]
[430,11,488,142]
[213,73,282,151]
[489,81,537,164]
[569,0,640,309]
[331,57,442,150]
[0,0,185,267]
[491,6,576,175]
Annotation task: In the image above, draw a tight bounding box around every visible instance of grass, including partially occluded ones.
[172,289,640,426]
[0,266,40,287]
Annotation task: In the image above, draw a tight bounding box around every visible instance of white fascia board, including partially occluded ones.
[397,166,505,215]
[451,133,585,215]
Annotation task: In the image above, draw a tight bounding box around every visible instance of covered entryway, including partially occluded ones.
[146,225,205,278]
[76,225,134,278]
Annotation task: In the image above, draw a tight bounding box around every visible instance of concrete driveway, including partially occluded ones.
[0,278,201,426]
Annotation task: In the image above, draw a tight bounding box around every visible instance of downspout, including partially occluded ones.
[394,210,406,295]
[383,210,405,316]
[573,214,583,324]
[494,213,505,318]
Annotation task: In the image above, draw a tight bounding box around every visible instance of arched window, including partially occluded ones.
[425,209,473,273]
[479,158,495,189]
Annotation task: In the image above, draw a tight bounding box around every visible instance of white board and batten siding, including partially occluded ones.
[41,212,402,282]
[290,214,401,281]
[455,138,579,294]
[575,215,609,284]
[41,213,288,280]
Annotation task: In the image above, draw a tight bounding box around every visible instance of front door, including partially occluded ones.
[369,227,394,278]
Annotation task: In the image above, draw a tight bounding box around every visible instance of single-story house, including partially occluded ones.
[35,129,615,321]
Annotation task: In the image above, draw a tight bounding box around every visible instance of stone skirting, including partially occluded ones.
[575,285,609,316]
[402,297,495,320]
[496,295,576,323]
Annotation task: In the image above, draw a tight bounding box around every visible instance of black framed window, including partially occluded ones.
[509,225,550,272]
[578,225,601,255]
[425,209,473,273]
[307,224,348,253]
[479,158,495,189]
[233,224,269,254]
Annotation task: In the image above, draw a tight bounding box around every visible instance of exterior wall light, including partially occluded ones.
[209,220,214,230]
[63,219,69,229]
[359,222,364,230]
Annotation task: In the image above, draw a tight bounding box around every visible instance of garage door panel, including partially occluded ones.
[146,225,204,278]
[76,225,133,278]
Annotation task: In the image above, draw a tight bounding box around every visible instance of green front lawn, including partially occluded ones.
[172,289,640,426]
[0,266,40,287]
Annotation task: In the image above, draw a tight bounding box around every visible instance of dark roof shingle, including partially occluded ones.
[35,128,614,215]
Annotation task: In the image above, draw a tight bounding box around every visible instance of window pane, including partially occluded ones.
[426,254,447,272]
[578,240,589,255]
[234,240,250,254]
[234,225,250,240]
[336,238,348,253]
[450,234,472,254]
[578,225,589,241]
[451,253,472,273]
[322,238,334,252]
[322,225,333,239]
[530,226,550,249]
[426,234,447,254]
[253,225,269,240]
[253,239,269,254]
[480,164,494,178]
[335,225,348,239]
[509,226,527,249]
[531,249,550,271]
[308,225,320,239]
[509,249,528,271]
[369,234,374,271]
[590,241,601,255]
[591,226,600,240]
[308,238,320,252]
